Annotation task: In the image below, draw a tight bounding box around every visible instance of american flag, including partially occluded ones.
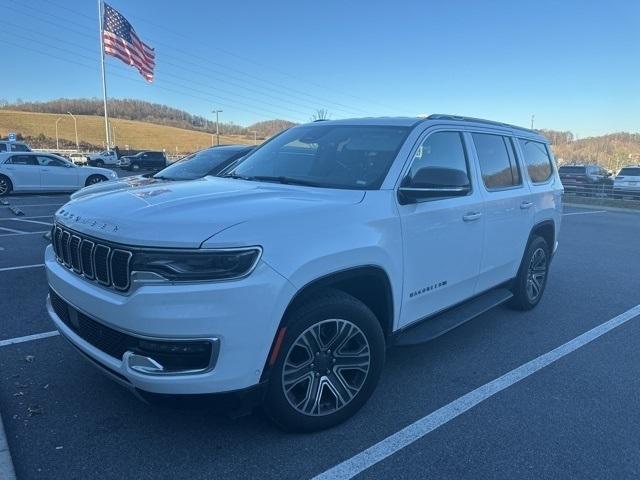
[102,3,155,82]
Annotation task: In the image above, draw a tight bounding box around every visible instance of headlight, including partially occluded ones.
[131,247,262,281]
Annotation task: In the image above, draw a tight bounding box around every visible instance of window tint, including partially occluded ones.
[472,133,521,189]
[558,166,585,174]
[38,156,68,167]
[618,167,640,176]
[405,132,470,189]
[518,138,553,183]
[10,144,29,152]
[7,155,38,165]
[0,144,6,152]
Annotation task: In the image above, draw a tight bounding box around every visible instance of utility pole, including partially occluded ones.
[212,109,223,146]
[530,114,535,130]
[67,111,79,150]
[55,117,62,150]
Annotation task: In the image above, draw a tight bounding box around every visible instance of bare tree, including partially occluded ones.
[311,109,330,121]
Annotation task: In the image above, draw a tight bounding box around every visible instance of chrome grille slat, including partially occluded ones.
[51,224,132,292]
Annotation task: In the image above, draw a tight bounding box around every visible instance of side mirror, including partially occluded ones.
[398,166,470,204]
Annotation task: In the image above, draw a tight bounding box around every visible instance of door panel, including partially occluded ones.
[37,156,79,190]
[398,130,485,328]
[3,155,41,190]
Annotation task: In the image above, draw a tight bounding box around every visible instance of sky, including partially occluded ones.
[2,0,638,137]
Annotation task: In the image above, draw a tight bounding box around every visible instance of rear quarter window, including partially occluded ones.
[618,168,640,176]
[518,139,553,183]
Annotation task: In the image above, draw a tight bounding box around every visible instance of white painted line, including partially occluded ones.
[0,226,27,234]
[0,330,59,348]
[0,412,16,480]
[0,231,48,238]
[0,215,53,220]
[562,210,606,216]
[7,218,52,226]
[313,303,640,480]
[9,203,64,208]
[0,264,45,272]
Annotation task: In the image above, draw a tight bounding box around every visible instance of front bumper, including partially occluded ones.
[45,245,295,395]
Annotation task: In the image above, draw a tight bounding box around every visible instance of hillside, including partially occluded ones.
[0,99,297,138]
[0,110,255,153]
[547,132,640,172]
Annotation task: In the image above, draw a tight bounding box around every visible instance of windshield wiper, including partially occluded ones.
[249,175,323,187]
[223,172,254,181]
[153,175,174,180]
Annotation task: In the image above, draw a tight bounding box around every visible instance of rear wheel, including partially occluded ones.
[0,175,12,196]
[508,236,550,311]
[95,160,104,168]
[265,289,385,432]
[85,174,107,186]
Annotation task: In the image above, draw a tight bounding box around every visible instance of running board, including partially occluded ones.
[392,288,513,347]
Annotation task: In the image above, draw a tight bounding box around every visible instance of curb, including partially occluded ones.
[564,202,640,214]
[0,411,16,480]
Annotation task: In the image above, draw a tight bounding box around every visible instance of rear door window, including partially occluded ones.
[472,133,521,190]
[518,138,553,183]
[7,155,38,165]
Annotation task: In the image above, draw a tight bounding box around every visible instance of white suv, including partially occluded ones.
[45,115,562,431]
[613,165,640,199]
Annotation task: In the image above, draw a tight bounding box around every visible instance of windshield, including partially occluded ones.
[155,147,249,180]
[229,124,410,189]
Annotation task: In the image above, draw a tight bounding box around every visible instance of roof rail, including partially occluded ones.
[426,114,535,133]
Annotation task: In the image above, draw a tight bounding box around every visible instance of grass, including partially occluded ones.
[0,110,254,153]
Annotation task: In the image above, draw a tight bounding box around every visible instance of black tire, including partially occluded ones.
[0,175,12,196]
[265,289,385,432]
[85,174,107,186]
[95,160,104,168]
[508,236,550,311]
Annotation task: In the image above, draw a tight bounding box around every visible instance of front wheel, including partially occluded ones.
[85,174,107,186]
[0,175,12,196]
[508,236,550,311]
[265,289,385,432]
[95,160,104,168]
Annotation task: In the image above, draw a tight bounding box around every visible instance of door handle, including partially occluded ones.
[520,201,533,209]
[463,212,482,222]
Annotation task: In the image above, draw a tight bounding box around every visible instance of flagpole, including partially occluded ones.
[98,0,111,149]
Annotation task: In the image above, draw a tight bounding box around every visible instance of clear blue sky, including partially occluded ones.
[2,0,638,136]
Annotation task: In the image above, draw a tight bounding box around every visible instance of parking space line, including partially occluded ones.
[0,264,45,272]
[0,231,48,238]
[0,330,59,348]
[0,226,28,234]
[562,210,606,216]
[6,218,52,226]
[8,203,64,208]
[313,303,640,480]
[0,215,53,220]
[0,412,16,480]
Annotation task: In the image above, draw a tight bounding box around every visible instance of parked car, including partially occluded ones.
[0,152,117,195]
[68,152,89,166]
[613,165,640,199]
[70,145,254,200]
[558,164,613,195]
[118,151,167,171]
[0,141,31,152]
[46,115,561,431]
[88,150,118,167]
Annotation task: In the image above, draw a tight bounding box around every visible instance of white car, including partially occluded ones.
[45,115,562,431]
[613,165,640,199]
[87,150,118,167]
[0,152,117,196]
[68,153,89,166]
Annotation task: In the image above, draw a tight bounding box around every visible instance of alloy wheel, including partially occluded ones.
[282,319,370,416]
[0,178,8,195]
[88,176,105,185]
[526,247,547,302]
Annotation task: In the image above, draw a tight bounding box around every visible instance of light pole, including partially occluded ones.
[55,117,63,150]
[251,130,257,145]
[212,109,223,146]
[530,114,535,130]
[67,111,79,150]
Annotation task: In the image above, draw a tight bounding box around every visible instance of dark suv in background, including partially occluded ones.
[118,151,167,171]
[558,164,613,195]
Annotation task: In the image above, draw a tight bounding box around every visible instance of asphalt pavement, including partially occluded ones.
[0,187,639,479]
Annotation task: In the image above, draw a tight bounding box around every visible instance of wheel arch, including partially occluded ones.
[261,265,395,381]
[530,219,555,250]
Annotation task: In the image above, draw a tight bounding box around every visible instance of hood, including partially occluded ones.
[56,177,365,248]
[70,175,166,200]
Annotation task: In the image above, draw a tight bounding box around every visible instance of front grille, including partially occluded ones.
[49,289,214,371]
[51,224,132,291]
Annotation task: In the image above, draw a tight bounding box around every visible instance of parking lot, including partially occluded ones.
[1,183,640,479]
